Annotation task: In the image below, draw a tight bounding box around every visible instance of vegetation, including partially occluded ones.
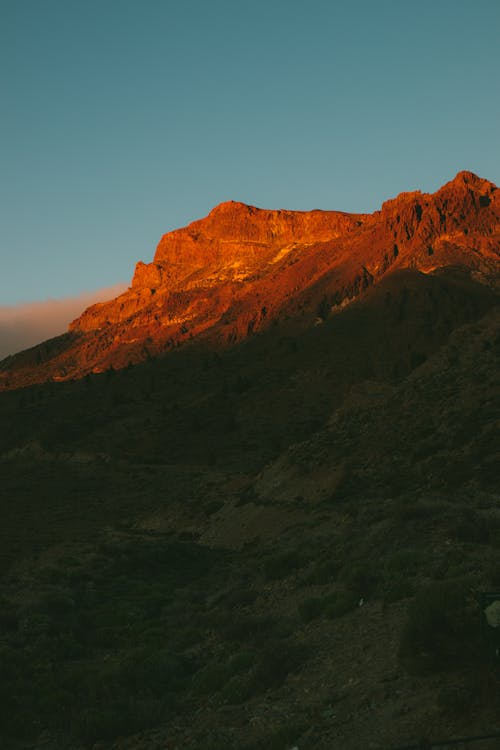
[399,579,479,671]
[0,274,498,748]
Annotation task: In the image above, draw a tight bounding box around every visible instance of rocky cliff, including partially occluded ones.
[1,171,499,388]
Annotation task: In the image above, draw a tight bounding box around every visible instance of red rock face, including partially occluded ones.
[72,201,364,333]
[1,172,499,388]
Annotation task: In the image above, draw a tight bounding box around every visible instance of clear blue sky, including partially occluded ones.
[1,0,499,304]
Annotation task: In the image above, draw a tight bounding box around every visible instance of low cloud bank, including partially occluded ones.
[0,283,127,360]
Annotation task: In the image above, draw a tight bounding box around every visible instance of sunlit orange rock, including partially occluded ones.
[1,172,499,388]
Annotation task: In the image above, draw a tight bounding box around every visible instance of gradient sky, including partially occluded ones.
[1,0,499,306]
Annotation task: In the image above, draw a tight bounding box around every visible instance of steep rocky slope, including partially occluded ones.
[1,171,499,388]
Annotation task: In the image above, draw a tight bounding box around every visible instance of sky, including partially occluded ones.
[0,283,126,359]
[1,0,499,352]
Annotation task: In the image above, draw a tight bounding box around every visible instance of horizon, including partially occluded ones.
[2,0,499,312]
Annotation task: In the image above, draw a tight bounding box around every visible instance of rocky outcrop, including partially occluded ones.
[1,172,499,388]
[71,202,365,334]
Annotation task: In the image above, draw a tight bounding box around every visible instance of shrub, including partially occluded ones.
[228,650,256,673]
[380,549,423,603]
[251,640,307,691]
[452,507,495,544]
[203,500,224,516]
[217,674,254,705]
[75,700,160,744]
[120,647,193,696]
[192,661,232,695]
[399,579,477,670]
[437,684,476,714]
[218,587,258,608]
[222,614,279,644]
[339,562,378,597]
[187,741,234,750]
[41,590,75,615]
[301,558,339,586]
[324,591,359,619]
[298,590,358,622]
[298,597,324,622]
[381,575,415,604]
[245,722,308,750]
[0,596,17,630]
[263,550,306,580]
[384,549,423,576]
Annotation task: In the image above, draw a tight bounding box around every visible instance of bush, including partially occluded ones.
[263,550,306,580]
[251,641,307,691]
[229,650,257,673]
[76,707,122,743]
[0,596,17,630]
[217,674,254,705]
[380,549,423,603]
[222,614,280,644]
[245,722,308,750]
[120,647,193,695]
[298,597,324,622]
[340,561,378,597]
[217,586,258,608]
[42,590,76,616]
[192,661,232,695]
[187,741,234,750]
[381,575,415,604]
[324,591,359,619]
[75,699,164,743]
[203,500,224,516]
[399,579,477,670]
[452,507,495,544]
[384,549,423,576]
[298,590,358,622]
[301,558,339,586]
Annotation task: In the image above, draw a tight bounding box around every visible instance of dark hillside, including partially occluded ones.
[0,175,499,749]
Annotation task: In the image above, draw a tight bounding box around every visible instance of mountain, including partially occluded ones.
[0,172,499,750]
[1,170,499,389]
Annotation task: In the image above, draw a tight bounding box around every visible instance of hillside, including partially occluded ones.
[0,172,499,750]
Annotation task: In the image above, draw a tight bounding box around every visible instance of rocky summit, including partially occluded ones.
[1,171,499,388]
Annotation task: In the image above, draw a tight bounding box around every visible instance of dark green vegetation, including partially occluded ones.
[1,269,499,749]
[0,534,309,744]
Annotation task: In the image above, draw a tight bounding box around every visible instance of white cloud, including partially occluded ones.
[0,283,127,360]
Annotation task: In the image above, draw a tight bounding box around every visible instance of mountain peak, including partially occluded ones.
[206,200,258,219]
[453,170,482,184]
[447,170,496,191]
[2,171,499,389]
[208,200,257,213]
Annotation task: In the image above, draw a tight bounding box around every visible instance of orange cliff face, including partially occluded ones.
[71,202,365,333]
[1,172,499,388]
